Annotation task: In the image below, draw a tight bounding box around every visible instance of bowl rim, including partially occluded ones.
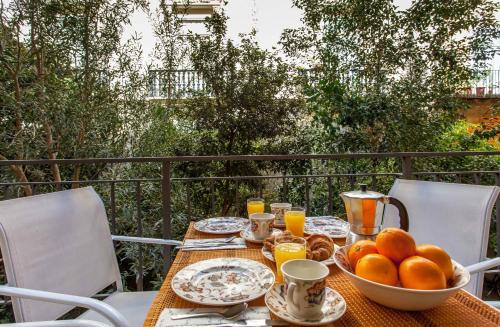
[334,245,471,294]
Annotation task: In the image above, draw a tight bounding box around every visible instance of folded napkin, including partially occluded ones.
[178,237,247,251]
[155,306,270,327]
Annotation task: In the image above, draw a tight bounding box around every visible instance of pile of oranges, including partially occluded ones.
[348,227,454,290]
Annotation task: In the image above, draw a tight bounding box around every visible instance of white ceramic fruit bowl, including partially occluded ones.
[334,245,470,311]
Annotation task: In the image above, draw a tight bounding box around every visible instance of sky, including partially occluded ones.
[126,0,307,64]
[2,0,498,67]
[127,0,499,68]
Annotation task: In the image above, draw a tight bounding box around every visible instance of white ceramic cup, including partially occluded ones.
[270,203,292,226]
[249,213,275,240]
[281,259,330,320]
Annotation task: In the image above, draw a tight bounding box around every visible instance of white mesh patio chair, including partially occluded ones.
[1,318,111,327]
[382,179,500,306]
[0,187,182,326]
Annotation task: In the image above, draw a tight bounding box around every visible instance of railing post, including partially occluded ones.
[282,171,287,202]
[210,180,215,214]
[110,182,116,234]
[473,173,481,184]
[3,185,10,200]
[496,173,500,257]
[136,181,143,291]
[305,177,310,215]
[348,161,356,188]
[401,156,413,180]
[327,176,333,216]
[235,180,240,215]
[161,160,172,274]
[186,181,192,222]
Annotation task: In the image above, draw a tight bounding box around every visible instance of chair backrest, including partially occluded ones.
[0,187,122,322]
[382,179,499,296]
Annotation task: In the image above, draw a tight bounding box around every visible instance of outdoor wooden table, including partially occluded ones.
[144,223,500,327]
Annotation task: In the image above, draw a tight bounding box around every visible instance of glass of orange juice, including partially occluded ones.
[274,236,306,283]
[247,197,265,217]
[284,207,306,237]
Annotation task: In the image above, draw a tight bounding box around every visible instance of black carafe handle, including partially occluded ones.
[385,196,409,231]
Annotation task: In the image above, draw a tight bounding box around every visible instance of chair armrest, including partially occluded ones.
[485,301,500,309]
[0,285,130,327]
[2,320,112,327]
[466,257,500,275]
[111,235,182,246]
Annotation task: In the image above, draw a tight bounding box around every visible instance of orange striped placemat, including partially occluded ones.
[143,223,500,327]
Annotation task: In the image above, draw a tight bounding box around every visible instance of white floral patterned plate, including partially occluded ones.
[305,216,349,239]
[261,244,341,266]
[194,217,249,235]
[265,284,346,326]
[240,228,282,244]
[172,258,275,306]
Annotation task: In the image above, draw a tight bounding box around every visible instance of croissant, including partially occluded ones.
[306,234,334,261]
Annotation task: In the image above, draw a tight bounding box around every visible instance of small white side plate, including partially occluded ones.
[305,216,349,238]
[240,228,282,244]
[194,217,249,234]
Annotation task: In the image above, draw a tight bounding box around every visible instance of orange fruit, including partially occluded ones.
[375,228,416,264]
[399,256,446,290]
[355,253,399,286]
[416,244,454,281]
[348,240,378,269]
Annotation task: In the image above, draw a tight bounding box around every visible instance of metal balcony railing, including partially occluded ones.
[0,151,499,291]
[147,69,500,99]
[458,70,500,98]
[148,69,206,98]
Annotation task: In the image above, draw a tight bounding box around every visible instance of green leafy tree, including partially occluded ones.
[0,0,149,193]
[174,10,307,214]
[0,0,153,302]
[281,0,500,153]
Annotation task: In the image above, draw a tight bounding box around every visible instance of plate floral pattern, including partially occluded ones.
[172,258,275,306]
[333,246,354,271]
[261,244,340,266]
[305,216,349,238]
[240,228,282,243]
[194,217,249,234]
[265,284,346,326]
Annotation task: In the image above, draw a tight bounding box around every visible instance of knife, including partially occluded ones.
[164,319,289,327]
[176,243,243,249]
[209,319,289,327]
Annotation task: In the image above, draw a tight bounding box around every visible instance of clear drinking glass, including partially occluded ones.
[284,207,306,237]
[247,197,265,217]
[274,235,307,283]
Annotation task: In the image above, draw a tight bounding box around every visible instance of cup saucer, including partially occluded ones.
[240,228,282,243]
[265,284,346,326]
